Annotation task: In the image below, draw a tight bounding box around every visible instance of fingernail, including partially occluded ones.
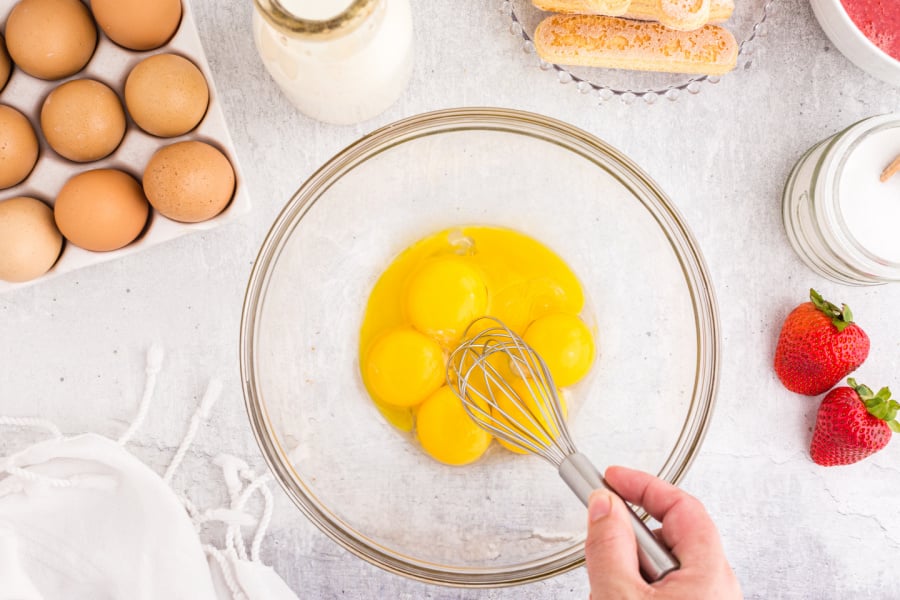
[588,489,612,522]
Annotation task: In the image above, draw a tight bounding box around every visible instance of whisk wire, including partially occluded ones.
[459,349,559,459]
[448,319,576,464]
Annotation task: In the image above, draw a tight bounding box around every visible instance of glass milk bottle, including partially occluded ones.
[783,113,900,285]
[252,0,413,125]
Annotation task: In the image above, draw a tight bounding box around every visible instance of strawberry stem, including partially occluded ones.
[810,288,854,332]
[848,378,900,433]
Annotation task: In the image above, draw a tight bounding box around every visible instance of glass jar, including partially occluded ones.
[782,113,900,285]
[252,0,413,125]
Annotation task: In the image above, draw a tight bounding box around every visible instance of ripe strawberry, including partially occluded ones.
[810,379,900,466]
[774,289,869,396]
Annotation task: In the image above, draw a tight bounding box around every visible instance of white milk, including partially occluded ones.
[838,126,900,264]
[253,0,413,125]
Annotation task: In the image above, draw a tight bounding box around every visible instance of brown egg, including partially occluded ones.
[0,105,39,189]
[41,79,126,163]
[91,0,182,51]
[5,0,97,80]
[143,141,235,223]
[0,35,11,92]
[125,54,209,137]
[55,169,149,252]
[0,197,63,282]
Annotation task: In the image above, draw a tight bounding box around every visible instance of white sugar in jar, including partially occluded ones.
[783,113,900,285]
[252,0,413,125]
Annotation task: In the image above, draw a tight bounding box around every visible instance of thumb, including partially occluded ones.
[584,488,646,597]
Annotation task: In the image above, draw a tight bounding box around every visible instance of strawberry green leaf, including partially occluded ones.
[843,304,854,323]
[885,401,899,422]
[857,383,899,423]
[810,288,825,306]
[867,400,889,420]
[850,379,874,400]
[810,288,855,332]
[889,420,900,433]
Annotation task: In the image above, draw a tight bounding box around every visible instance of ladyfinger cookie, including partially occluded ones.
[623,0,733,26]
[532,0,632,17]
[534,14,738,75]
[657,0,710,31]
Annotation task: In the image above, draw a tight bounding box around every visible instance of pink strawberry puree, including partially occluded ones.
[840,0,900,61]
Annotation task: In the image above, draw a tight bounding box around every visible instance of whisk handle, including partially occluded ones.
[559,452,680,582]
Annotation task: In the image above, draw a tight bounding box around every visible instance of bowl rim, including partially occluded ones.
[810,0,900,83]
[240,107,721,587]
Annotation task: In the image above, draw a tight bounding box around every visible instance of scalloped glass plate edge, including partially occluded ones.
[502,0,779,103]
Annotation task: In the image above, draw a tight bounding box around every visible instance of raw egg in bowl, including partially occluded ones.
[240,108,719,586]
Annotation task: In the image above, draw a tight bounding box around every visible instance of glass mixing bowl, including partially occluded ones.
[240,108,720,587]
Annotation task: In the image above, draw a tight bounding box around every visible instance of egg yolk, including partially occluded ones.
[469,229,585,331]
[523,313,595,387]
[492,378,567,454]
[405,257,488,345]
[416,386,492,466]
[359,226,595,462]
[363,327,445,407]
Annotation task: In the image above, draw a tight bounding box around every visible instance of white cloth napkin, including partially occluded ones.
[0,347,299,600]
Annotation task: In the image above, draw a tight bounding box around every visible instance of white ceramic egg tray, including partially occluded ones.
[0,0,250,292]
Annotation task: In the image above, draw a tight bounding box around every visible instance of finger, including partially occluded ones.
[605,466,682,517]
[584,488,646,597]
[604,466,725,566]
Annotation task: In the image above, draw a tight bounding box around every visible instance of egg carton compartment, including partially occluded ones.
[0,0,250,292]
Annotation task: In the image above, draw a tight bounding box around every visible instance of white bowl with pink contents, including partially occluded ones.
[810,0,900,86]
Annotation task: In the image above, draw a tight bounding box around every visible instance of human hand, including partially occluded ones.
[584,466,742,599]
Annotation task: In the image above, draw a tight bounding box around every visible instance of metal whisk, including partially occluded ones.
[447,317,680,582]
